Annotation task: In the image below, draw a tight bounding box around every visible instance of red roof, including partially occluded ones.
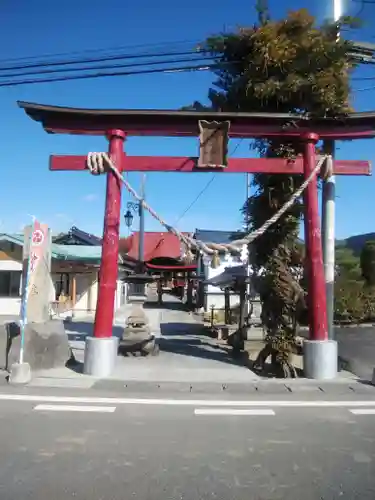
[119,232,191,262]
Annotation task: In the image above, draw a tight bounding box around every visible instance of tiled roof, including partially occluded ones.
[120,232,191,261]
[53,226,102,246]
[0,233,103,262]
[205,264,246,288]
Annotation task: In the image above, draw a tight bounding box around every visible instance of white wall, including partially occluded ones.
[75,273,94,313]
[0,259,22,316]
[50,272,98,319]
[50,273,126,319]
[204,254,243,310]
[0,260,22,271]
[206,291,240,311]
[0,248,125,319]
[115,281,127,311]
[203,254,263,323]
[72,276,126,317]
[0,297,21,316]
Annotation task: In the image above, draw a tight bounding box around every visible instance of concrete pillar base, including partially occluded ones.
[8,362,32,385]
[303,339,338,380]
[83,337,119,377]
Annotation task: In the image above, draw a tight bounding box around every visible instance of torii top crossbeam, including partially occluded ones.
[17,101,375,139]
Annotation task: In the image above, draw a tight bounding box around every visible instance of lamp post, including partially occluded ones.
[123,174,146,264]
[121,176,156,355]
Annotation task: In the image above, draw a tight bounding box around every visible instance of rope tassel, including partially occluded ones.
[210,251,221,269]
[184,248,194,264]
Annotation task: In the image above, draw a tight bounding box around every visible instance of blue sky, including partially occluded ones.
[0,0,374,239]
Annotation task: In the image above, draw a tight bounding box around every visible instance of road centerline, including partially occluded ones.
[33,404,116,413]
[349,409,375,415]
[194,408,275,416]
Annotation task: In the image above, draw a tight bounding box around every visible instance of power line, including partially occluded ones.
[353,84,375,90]
[1,57,373,83]
[0,55,213,79]
[1,60,374,89]
[0,61,229,87]
[0,48,207,73]
[0,38,200,65]
[0,40,372,89]
[174,175,217,226]
[352,0,367,17]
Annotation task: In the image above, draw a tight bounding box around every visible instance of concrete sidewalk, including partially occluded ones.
[27,299,260,389]
[3,301,375,391]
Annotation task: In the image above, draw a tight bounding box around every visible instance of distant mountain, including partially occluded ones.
[291,233,375,256]
[337,233,375,255]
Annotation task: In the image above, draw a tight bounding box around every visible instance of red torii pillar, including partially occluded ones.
[95,131,125,335]
[84,130,126,376]
[302,133,334,378]
[17,102,372,379]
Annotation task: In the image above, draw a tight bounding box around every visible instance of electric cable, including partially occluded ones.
[0,38,200,65]
[0,55,215,79]
[0,61,236,87]
[0,48,208,73]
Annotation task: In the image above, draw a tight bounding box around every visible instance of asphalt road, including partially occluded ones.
[336,326,375,380]
[1,388,375,499]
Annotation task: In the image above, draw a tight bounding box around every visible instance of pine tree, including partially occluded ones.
[201,7,355,376]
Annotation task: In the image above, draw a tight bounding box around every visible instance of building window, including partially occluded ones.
[0,271,21,297]
[54,273,70,300]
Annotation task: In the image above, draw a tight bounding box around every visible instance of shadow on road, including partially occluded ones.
[159,321,251,369]
[63,320,123,375]
[144,300,189,312]
[64,321,123,342]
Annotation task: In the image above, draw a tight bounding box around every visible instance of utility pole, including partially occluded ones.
[138,173,145,264]
[322,0,341,342]
[245,173,251,324]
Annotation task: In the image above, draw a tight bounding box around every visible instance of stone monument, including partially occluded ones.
[8,222,71,384]
[22,222,52,322]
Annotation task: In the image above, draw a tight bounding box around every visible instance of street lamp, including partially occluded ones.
[123,198,145,265]
[124,208,134,228]
[124,202,138,228]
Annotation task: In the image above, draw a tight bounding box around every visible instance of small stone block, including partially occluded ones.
[8,362,32,385]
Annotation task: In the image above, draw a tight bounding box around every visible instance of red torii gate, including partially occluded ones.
[18,102,373,379]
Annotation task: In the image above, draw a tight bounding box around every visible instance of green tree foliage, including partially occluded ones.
[334,244,375,324]
[335,247,364,322]
[200,6,356,376]
[360,241,375,287]
[336,247,361,280]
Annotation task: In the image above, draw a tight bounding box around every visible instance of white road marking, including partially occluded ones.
[34,404,116,413]
[194,408,275,416]
[350,409,375,415]
[1,393,375,408]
